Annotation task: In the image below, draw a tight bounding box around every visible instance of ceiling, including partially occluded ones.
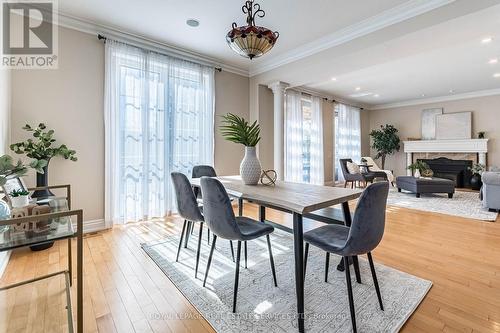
[58,0,408,70]
[58,0,500,107]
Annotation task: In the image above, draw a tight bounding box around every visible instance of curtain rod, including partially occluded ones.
[97,34,222,72]
[286,86,364,110]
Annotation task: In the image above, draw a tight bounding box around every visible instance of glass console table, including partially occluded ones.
[0,185,83,333]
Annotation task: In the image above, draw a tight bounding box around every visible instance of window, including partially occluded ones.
[105,40,214,224]
[334,103,361,182]
[301,98,312,183]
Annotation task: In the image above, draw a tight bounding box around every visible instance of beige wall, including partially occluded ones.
[0,69,10,154]
[9,25,250,222]
[368,95,500,177]
[214,71,250,175]
[257,85,274,170]
[11,27,105,222]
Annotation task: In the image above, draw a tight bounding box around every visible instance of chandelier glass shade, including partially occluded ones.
[226,1,279,60]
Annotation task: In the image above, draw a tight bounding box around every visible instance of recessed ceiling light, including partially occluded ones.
[186,19,200,27]
[355,87,361,91]
[421,94,426,97]
[481,37,493,44]
[331,77,337,81]
[449,89,454,94]
[494,73,500,78]
[374,94,379,98]
[489,58,498,64]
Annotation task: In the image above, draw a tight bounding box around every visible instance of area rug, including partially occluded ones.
[142,229,432,333]
[387,188,498,221]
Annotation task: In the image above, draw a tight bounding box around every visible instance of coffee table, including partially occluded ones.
[396,176,455,198]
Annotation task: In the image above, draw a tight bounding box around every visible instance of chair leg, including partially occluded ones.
[352,256,362,284]
[367,252,384,311]
[244,241,248,269]
[344,181,348,188]
[176,220,187,262]
[351,182,354,189]
[303,243,309,279]
[184,221,191,248]
[230,240,235,262]
[207,228,210,245]
[203,235,217,287]
[266,235,278,287]
[233,241,242,313]
[195,222,203,279]
[344,256,357,333]
[325,252,330,282]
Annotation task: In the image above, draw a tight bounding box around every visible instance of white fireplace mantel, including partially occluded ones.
[403,139,489,175]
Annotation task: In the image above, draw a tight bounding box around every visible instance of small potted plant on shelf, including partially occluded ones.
[9,189,30,208]
[10,123,77,198]
[468,163,485,191]
[478,131,486,139]
[220,113,262,185]
[407,161,430,178]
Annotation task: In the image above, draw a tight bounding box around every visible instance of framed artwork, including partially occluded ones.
[435,112,472,140]
[1,177,28,199]
[421,108,443,140]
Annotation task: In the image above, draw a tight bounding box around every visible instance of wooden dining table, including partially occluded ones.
[191,176,362,332]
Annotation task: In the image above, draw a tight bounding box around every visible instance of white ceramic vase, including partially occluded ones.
[240,146,262,185]
[414,169,421,178]
[11,195,29,208]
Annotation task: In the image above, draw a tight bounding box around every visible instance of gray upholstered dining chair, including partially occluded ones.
[200,176,278,313]
[171,172,206,279]
[192,165,236,262]
[303,182,389,333]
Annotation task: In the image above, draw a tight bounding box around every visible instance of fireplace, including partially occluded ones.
[417,157,473,188]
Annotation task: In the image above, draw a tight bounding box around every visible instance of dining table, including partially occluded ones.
[191,175,362,332]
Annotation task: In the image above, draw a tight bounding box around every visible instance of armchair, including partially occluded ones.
[481,171,500,211]
[339,158,376,188]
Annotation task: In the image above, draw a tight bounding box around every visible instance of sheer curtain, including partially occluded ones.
[335,102,361,181]
[310,96,324,185]
[104,40,214,225]
[284,90,304,182]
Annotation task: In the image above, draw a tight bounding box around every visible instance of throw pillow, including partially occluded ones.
[346,161,361,174]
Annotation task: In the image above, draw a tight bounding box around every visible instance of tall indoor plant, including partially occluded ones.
[369,124,401,169]
[10,123,77,198]
[220,113,262,185]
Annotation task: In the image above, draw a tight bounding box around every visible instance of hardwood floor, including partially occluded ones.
[1,201,500,333]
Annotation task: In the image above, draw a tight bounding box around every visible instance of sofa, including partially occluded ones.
[481,171,500,211]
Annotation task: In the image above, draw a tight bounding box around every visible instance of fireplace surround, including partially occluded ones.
[417,157,472,188]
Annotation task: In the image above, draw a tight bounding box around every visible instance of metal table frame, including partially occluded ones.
[0,207,83,333]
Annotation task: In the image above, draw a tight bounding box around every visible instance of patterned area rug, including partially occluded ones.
[388,189,498,221]
[142,229,431,333]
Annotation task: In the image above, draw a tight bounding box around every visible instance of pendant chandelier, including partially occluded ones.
[226,0,279,60]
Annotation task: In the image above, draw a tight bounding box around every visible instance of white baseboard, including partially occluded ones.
[72,218,108,234]
[324,180,335,186]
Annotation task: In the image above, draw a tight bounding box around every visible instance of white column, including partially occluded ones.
[268,81,289,181]
[406,153,413,176]
[479,152,487,166]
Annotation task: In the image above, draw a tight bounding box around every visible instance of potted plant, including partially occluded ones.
[220,113,262,185]
[9,189,30,208]
[369,124,401,169]
[478,131,486,139]
[10,123,77,198]
[0,155,45,220]
[469,163,485,190]
[407,161,430,178]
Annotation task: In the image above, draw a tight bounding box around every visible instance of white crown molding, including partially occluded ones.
[55,11,249,77]
[249,0,455,77]
[368,88,500,110]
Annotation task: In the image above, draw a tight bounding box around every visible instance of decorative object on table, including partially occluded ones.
[10,123,77,198]
[220,113,262,185]
[435,112,472,140]
[10,204,51,232]
[421,168,434,178]
[421,108,443,140]
[226,0,279,60]
[469,163,486,191]
[369,124,401,169]
[407,161,430,178]
[478,131,486,139]
[9,189,30,208]
[260,169,277,186]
